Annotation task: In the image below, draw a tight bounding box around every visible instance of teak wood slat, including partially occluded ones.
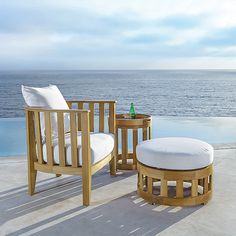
[204,177,209,193]
[70,112,78,167]
[67,102,72,109]
[176,180,184,198]
[143,128,147,141]
[137,162,213,206]
[99,103,105,132]
[89,103,94,132]
[133,129,138,165]
[91,153,112,175]
[148,127,152,139]
[139,173,143,190]
[77,102,83,131]
[108,102,116,175]
[26,110,37,195]
[191,179,198,197]
[57,112,66,167]
[147,177,153,194]
[34,162,82,176]
[161,180,168,197]
[81,111,91,206]
[121,129,128,164]
[109,103,116,134]
[34,112,43,164]
[116,127,119,157]
[44,112,53,166]
[25,100,116,206]
[209,175,213,190]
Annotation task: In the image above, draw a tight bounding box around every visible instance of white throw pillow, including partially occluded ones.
[22,84,70,141]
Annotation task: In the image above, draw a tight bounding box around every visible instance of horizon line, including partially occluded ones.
[0,68,236,72]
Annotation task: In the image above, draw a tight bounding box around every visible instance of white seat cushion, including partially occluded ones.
[21,84,70,140]
[136,137,214,170]
[42,132,114,166]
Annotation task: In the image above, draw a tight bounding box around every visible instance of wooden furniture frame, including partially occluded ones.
[25,100,116,206]
[137,162,213,206]
[116,114,151,170]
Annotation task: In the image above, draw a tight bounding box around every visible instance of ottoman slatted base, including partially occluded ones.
[136,137,214,206]
[137,162,213,206]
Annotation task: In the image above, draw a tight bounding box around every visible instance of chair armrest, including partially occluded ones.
[66,100,116,105]
[25,106,89,114]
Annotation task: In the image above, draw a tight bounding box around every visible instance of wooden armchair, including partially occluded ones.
[25,100,116,206]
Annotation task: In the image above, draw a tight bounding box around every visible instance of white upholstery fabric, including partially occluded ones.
[42,132,114,166]
[21,84,70,140]
[136,137,214,170]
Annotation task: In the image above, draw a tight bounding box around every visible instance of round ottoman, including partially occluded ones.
[136,137,214,206]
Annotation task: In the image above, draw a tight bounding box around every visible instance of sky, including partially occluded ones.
[0,0,236,70]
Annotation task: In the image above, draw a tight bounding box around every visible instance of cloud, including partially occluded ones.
[0,0,236,69]
[159,15,202,29]
[200,27,236,47]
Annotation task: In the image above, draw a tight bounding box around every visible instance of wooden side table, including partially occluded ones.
[116,114,152,170]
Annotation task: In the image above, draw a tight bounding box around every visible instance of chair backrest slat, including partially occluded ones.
[57,112,66,166]
[99,103,105,132]
[34,111,43,164]
[70,112,78,167]
[67,101,72,109]
[78,102,83,131]
[44,111,53,166]
[109,103,116,134]
[66,101,116,134]
[89,103,94,132]
[81,111,91,168]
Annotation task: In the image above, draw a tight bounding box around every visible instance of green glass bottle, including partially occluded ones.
[129,102,136,119]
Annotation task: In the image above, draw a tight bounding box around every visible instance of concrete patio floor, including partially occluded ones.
[0,144,236,236]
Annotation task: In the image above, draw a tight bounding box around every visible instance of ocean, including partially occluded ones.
[0,70,236,118]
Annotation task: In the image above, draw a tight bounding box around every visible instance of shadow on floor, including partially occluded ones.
[7,191,202,236]
[0,167,135,227]
[1,167,202,236]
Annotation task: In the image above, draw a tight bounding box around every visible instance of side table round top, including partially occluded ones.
[116,114,152,128]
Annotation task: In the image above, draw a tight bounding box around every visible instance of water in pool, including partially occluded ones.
[1,116,236,156]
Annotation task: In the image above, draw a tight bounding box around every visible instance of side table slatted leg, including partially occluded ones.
[148,126,152,139]
[143,128,147,141]
[133,129,138,166]
[122,129,128,164]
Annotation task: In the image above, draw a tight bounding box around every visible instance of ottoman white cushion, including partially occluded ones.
[136,137,214,170]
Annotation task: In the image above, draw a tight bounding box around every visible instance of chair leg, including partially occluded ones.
[82,171,92,206]
[28,170,37,195]
[109,155,116,176]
